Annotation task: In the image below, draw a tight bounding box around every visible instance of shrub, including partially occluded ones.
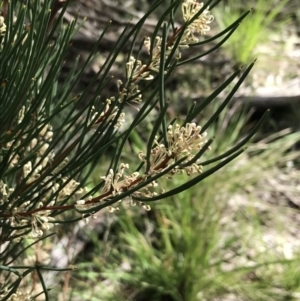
[0,0,265,299]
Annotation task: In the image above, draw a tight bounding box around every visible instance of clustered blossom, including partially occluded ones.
[3,177,85,239]
[5,106,55,172]
[126,56,154,82]
[75,163,154,212]
[139,123,209,176]
[89,98,126,129]
[0,16,6,36]
[100,163,139,197]
[0,15,6,51]
[117,0,214,104]
[0,290,31,301]
[9,202,55,238]
[145,36,182,72]
[181,0,214,43]
[117,56,154,104]
[1,106,87,239]
[4,177,86,239]
[76,122,209,214]
[167,123,208,159]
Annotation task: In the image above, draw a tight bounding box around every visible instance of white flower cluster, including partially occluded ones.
[181,0,214,43]
[101,163,156,209]
[1,106,87,238]
[89,98,126,129]
[9,202,55,238]
[3,176,86,239]
[144,36,182,72]
[75,122,209,213]
[117,56,154,104]
[4,175,87,239]
[75,163,155,212]
[0,16,6,37]
[0,290,31,301]
[118,0,214,104]
[126,56,154,81]
[139,123,209,176]
[0,180,13,204]
[5,105,55,172]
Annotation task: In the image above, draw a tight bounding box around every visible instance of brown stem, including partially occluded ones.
[47,0,69,33]
[1,155,174,218]
[130,27,183,85]
[1,0,9,19]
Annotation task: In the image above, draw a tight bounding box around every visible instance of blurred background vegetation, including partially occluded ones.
[47,0,300,300]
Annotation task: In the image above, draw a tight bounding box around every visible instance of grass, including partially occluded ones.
[214,0,291,64]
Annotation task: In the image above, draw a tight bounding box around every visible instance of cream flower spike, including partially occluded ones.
[181,0,214,43]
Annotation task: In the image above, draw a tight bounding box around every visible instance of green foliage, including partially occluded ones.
[0,0,266,299]
[214,0,290,63]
